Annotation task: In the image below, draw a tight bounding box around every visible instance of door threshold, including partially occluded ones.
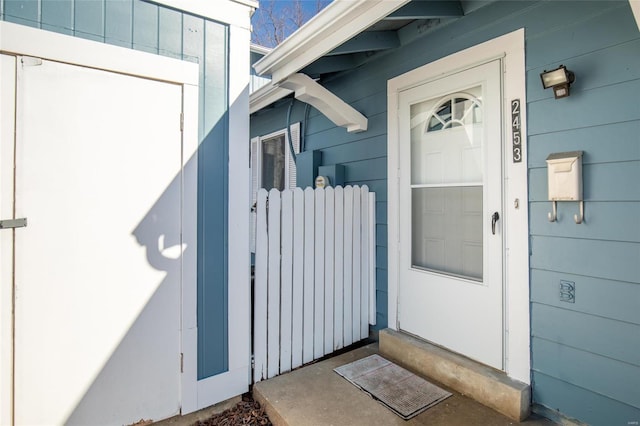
[379,328,530,421]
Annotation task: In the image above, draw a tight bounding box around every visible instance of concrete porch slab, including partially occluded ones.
[253,343,554,426]
[380,328,530,422]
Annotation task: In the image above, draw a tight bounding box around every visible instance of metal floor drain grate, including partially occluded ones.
[334,354,452,420]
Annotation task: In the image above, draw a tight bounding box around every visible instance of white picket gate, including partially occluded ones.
[253,185,376,382]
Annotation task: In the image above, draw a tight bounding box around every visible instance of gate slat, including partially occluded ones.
[254,189,269,382]
[280,189,293,374]
[360,186,370,338]
[343,186,354,347]
[291,188,304,369]
[333,186,344,351]
[267,189,281,379]
[369,191,377,326]
[314,188,325,359]
[324,187,335,355]
[352,187,362,341]
[303,187,315,364]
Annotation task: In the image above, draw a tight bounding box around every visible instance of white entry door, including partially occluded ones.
[398,60,504,369]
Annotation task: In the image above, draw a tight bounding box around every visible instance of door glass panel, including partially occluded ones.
[410,86,484,280]
[412,187,483,279]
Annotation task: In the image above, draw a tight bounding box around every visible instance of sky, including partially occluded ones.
[251,0,332,47]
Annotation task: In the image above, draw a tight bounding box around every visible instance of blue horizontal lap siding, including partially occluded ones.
[0,0,230,380]
[252,1,640,423]
[525,1,640,424]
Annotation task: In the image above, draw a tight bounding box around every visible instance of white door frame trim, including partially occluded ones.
[387,29,530,383]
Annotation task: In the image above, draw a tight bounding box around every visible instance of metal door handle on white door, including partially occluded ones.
[491,212,499,235]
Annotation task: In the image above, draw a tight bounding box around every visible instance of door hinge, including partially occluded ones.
[180,112,184,132]
[251,355,255,369]
[21,56,43,67]
[180,353,184,373]
[0,218,27,230]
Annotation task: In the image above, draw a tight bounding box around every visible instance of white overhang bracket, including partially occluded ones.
[250,84,293,114]
[280,73,368,133]
[630,0,640,31]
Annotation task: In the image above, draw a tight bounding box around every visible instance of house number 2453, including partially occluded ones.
[511,99,522,163]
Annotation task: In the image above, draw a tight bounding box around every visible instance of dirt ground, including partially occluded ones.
[194,394,271,426]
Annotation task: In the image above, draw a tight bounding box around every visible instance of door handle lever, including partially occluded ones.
[491,212,499,235]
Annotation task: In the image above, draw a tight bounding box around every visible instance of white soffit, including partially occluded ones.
[280,73,368,133]
[631,1,640,30]
[253,0,411,84]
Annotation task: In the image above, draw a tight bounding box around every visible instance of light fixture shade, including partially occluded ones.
[541,67,569,88]
[540,65,575,99]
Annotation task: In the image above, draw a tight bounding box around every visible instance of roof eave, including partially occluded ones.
[253,0,411,85]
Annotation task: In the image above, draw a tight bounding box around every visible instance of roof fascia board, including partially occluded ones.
[250,44,272,55]
[253,0,411,84]
[231,0,259,9]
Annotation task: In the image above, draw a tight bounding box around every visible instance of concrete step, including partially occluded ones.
[253,343,555,426]
[379,328,530,422]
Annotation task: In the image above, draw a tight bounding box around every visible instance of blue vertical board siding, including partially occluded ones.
[3,0,38,27]
[250,1,640,422]
[41,0,73,35]
[158,6,182,59]
[105,0,132,47]
[74,0,105,41]
[1,0,231,381]
[132,1,158,54]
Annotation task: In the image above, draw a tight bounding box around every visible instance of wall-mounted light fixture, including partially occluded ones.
[540,65,575,99]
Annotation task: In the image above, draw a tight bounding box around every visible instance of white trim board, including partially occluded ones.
[386,29,530,384]
[0,53,17,426]
[0,21,198,85]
